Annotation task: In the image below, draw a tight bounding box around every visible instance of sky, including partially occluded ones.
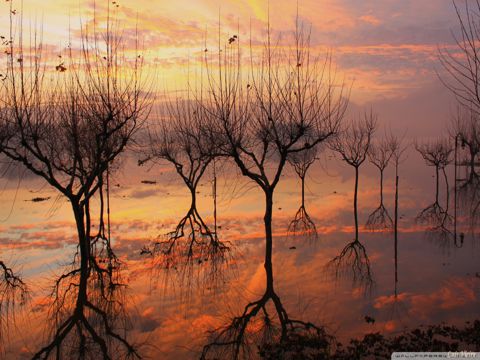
[0,0,463,134]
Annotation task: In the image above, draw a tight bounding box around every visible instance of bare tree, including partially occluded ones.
[0,4,150,358]
[366,137,393,231]
[199,19,347,359]
[415,139,453,228]
[328,112,376,289]
[387,133,407,296]
[140,98,231,293]
[451,106,480,182]
[438,0,480,114]
[286,146,319,242]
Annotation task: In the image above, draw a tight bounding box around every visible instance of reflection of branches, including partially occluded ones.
[287,206,318,243]
[286,147,318,242]
[0,260,28,343]
[327,239,374,291]
[451,106,480,182]
[201,288,332,360]
[415,138,453,247]
[366,203,393,232]
[458,175,480,230]
[366,138,393,231]
[33,183,138,360]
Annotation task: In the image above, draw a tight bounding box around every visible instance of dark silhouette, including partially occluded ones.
[439,0,480,114]
[0,260,28,343]
[415,139,454,248]
[366,137,393,231]
[328,112,376,289]
[286,146,319,242]
[388,133,407,295]
[0,6,151,358]
[199,18,347,359]
[451,108,480,182]
[141,99,231,292]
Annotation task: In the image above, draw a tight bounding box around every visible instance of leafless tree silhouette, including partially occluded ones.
[388,133,407,296]
[451,106,480,183]
[438,0,480,114]
[415,139,453,228]
[199,17,347,359]
[286,146,319,242]
[415,139,455,249]
[0,4,150,358]
[328,112,376,289]
[366,137,393,231]
[141,98,231,293]
[450,107,480,239]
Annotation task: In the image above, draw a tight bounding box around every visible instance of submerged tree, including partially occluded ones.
[200,19,347,359]
[286,146,319,242]
[415,139,454,249]
[365,137,393,231]
[388,133,407,296]
[415,139,453,227]
[0,5,150,358]
[328,112,376,289]
[141,98,231,292]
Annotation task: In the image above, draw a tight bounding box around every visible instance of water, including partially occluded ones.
[1,148,479,359]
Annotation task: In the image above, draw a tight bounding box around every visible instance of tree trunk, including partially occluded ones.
[264,188,274,294]
[435,166,439,204]
[354,166,359,241]
[380,169,384,206]
[72,201,89,311]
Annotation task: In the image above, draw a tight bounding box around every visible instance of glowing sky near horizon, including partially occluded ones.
[0,0,463,112]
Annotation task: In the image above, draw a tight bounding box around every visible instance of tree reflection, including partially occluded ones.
[200,264,332,360]
[286,146,319,243]
[415,139,456,248]
[33,185,138,360]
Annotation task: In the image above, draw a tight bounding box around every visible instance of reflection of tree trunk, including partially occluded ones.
[470,149,476,180]
[442,167,450,213]
[301,176,305,208]
[354,166,359,240]
[394,165,399,296]
[264,189,274,293]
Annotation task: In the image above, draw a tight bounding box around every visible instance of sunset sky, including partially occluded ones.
[0,0,463,136]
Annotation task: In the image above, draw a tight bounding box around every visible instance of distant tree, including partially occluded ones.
[387,133,407,295]
[451,107,480,182]
[328,111,376,289]
[0,4,151,358]
[415,138,453,225]
[366,136,394,231]
[141,98,230,292]
[286,145,319,242]
[330,112,377,240]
